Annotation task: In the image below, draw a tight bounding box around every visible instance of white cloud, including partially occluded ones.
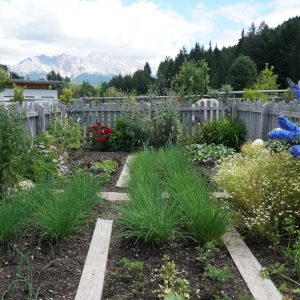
[261,0,300,27]
[0,0,212,69]
[217,2,263,26]
[0,0,299,71]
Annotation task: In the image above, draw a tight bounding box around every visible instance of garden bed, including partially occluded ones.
[245,237,300,299]
[103,220,252,299]
[0,150,127,300]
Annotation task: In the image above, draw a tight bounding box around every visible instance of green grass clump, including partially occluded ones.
[118,151,179,244]
[157,148,230,243]
[119,147,230,244]
[23,175,100,240]
[0,197,29,242]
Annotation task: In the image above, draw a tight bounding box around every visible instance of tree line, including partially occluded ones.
[1,16,299,99]
[104,16,300,96]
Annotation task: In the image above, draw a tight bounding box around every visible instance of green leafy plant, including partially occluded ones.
[265,139,298,153]
[108,118,135,151]
[196,240,219,265]
[45,114,83,155]
[155,255,190,299]
[60,87,73,104]
[12,83,24,105]
[0,105,31,194]
[243,64,279,102]
[149,102,180,148]
[0,67,10,92]
[1,246,38,299]
[91,160,118,184]
[120,257,144,275]
[175,59,209,101]
[204,265,232,282]
[185,143,235,164]
[26,139,58,182]
[199,118,247,150]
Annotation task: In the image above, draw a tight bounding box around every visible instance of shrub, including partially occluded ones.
[60,87,73,104]
[39,115,83,156]
[86,122,112,150]
[25,175,100,240]
[0,105,31,194]
[108,118,135,152]
[149,103,180,148]
[213,143,300,237]
[200,118,247,150]
[26,139,58,182]
[110,100,180,151]
[184,143,235,164]
[0,197,29,242]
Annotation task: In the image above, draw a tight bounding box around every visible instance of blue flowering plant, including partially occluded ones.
[288,78,300,101]
[268,116,300,157]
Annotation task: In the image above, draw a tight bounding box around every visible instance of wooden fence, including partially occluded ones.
[8,98,300,140]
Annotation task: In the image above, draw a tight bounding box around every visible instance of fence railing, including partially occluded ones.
[5,98,300,140]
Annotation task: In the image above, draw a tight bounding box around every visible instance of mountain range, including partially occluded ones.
[11,53,143,84]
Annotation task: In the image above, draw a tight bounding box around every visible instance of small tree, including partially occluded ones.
[227,55,257,90]
[12,83,24,105]
[243,63,279,101]
[0,68,10,92]
[175,59,209,101]
[60,87,73,104]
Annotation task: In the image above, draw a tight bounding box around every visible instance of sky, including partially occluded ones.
[0,0,299,72]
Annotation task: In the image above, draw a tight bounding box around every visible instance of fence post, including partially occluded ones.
[231,101,237,119]
[259,102,271,139]
[36,103,45,134]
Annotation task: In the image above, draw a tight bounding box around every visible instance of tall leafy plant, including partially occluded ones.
[0,105,31,194]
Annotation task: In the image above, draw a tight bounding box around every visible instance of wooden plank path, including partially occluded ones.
[222,227,281,300]
[116,155,133,188]
[75,218,113,300]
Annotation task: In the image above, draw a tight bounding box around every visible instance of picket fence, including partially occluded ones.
[11,98,300,140]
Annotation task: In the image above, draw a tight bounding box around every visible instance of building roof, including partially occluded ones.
[11,79,64,85]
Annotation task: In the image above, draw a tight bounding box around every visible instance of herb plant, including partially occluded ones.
[185,143,235,164]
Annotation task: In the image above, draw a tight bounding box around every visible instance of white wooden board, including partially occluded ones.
[100,192,129,202]
[116,155,133,188]
[222,227,281,300]
[75,218,113,300]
